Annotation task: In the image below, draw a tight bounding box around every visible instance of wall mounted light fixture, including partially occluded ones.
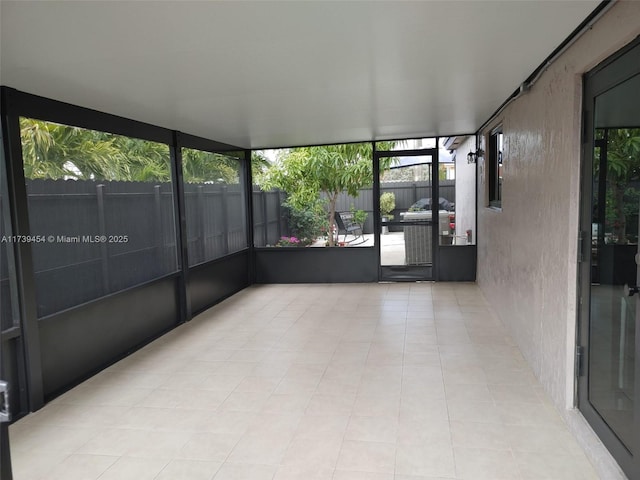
[467,149,484,164]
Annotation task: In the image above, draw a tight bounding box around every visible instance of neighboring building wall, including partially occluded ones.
[476,2,640,477]
[453,136,476,244]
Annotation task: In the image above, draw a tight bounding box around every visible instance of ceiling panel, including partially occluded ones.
[0,1,601,148]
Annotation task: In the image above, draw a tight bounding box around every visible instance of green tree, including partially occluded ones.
[20,118,243,184]
[251,151,271,184]
[261,143,393,246]
[21,118,133,180]
[21,118,171,181]
[181,147,240,184]
[116,136,171,181]
[599,128,640,244]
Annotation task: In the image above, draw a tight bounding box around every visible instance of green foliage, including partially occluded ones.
[380,192,396,218]
[181,148,240,184]
[349,204,368,227]
[20,118,171,181]
[251,151,270,184]
[20,118,241,184]
[261,143,394,245]
[606,129,640,178]
[261,143,373,207]
[283,199,327,245]
[597,128,640,244]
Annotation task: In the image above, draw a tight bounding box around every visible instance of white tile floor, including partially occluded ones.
[9,283,600,480]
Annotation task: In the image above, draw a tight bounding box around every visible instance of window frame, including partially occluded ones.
[18,116,180,318]
[488,126,503,209]
[180,146,248,267]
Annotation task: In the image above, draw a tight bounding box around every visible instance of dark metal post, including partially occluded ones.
[1,125,29,419]
[1,422,12,480]
[0,109,14,480]
[1,88,44,410]
[171,133,191,322]
[243,149,255,284]
[433,139,440,280]
[372,142,381,280]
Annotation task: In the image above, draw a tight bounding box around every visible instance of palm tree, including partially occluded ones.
[20,118,243,185]
[181,148,242,184]
[21,118,125,180]
[20,118,174,181]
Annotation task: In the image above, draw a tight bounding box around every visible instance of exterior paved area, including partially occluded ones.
[9,283,599,479]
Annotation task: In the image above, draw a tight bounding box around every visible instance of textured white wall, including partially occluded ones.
[454,136,476,244]
[476,2,640,477]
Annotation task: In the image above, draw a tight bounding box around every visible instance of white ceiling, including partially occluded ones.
[1,1,600,149]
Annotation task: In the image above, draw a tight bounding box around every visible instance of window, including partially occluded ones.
[20,118,178,317]
[182,148,247,266]
[252,144,373,247]
[488,127,503,208]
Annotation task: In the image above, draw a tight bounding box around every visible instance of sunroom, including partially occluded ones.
[1,1,640,479]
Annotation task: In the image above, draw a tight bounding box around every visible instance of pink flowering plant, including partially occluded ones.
[276,236,302,246]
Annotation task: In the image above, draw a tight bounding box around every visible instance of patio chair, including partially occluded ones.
[334,211,364,245]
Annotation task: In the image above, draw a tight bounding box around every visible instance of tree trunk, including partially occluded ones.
[327,194,337,247]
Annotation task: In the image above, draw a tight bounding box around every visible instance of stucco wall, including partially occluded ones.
[476,2,640,476]
[454,136,476,244]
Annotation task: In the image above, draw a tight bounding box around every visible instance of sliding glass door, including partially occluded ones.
[579,38,640,479]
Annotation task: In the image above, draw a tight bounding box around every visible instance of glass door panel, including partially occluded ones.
[379,153,435,280]
[587,72,640,454]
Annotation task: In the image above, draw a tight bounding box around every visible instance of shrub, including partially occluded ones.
[283,200,327,244]
[350,204,368,227]
[380,192,395,219]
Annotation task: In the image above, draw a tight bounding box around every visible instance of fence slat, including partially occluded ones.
[96,184,110,293]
